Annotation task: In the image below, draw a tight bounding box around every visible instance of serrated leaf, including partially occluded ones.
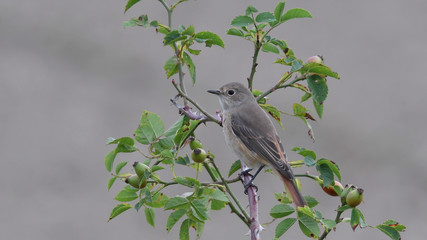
[165,197,190,210]
[174,176,201,188]
[270,204,295,218]
[134,110,164,145]
[255,12,276,23]
[183,52,196,85]
[164,115,185,137]
[114,189,138,202]
[108,203,132,221]
[383,220,406,232]
[228,160,241,177]
[317,162,334,187]
[275,218,296,238]
[321,219,337,230]
[115,162,128,174]
[226,28,244,37]
[164,30,186,46]
[179,219,191,240]
[259,104,283,129]
[274,2,285,22]
[307,75,328,104]
[194,31,224,48]
[298,211,320,238]
[210,189,229,202]
[299,62,340,79]
[231,15,253,27]
[107,177,117,190]
[124,0,141,13]
[350,207,360,231]
[144,207,155,227]
[304,196,319,208]
[262,42,280,54]
[163,55,179,79]
[182,25,195,36]
[376,225,401,240]
[245,6,258,15]
[190,200,209,221]
[291,59,303,72]
[115,137,137,153]
[105,150,116,172]
[174,119,202,148]
[313,98,324,118]
[293,103,307,117]
[145,192,169,208]
[317,158,341,181]
[301,92,311,102]
[281,8,312,22]
[167,209,187,232]
[210,199,226,210]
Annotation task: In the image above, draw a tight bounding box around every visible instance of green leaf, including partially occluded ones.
[174,119,202,148]
[165,197,190,210]
[226,28,244,37]
[376,225,401,240]
[174,176,201,188]
[298,211,320,238]
[255,12,276,23]
[313,98,324,118]
[183,52,196,85]
[164,56,179,79]
[275,218,297,238]
[150,20,158,27]
[307,75,328,104]
[164,115,185,137]
[281,8,312,22]
[291,59,303,72]
[144,207,155,227]
[105,150,116,172]
[262,42,280,54]
[167,209,187,232]
[231,15,253,27]
[317,162,334,187]
[274,2,286,22]
[114,137,137,153]
[382,220,406,232]
[179,219,191,240]
[194,31,224,48]
[350,207,360,231]
[270,204,295,218]
[270,39,287,51]
[108,203,132,221]
[321,219,337,230]
[293,103,307,117]
[182,25,195,36]
[187,48,201,55]
[228,160,241,177]
[190,199,209,221]
[210,199,227,210]
[317,158,341,181]
[107,177,117,190]
[134,110,164,145]
[209,189,229,202]
[301,92,311,103]
[245,6,258,15]
[164,30,186,46]
[145,192,169,208]
[124,0,141,13]
[259,104,283,128]
[115,161,128,174]
[114,189,138,202]
[275,192,292,204]
[299,62,340,79]
[304,195,319,208]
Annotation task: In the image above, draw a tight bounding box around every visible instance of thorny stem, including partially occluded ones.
[248,36,261,91]
[319,209,344,240]
[203,160,250,227]
[171,80,222,125]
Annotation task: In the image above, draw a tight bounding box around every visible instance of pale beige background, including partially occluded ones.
[1,0,426,239]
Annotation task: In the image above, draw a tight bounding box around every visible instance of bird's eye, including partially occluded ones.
[227,89,235,96]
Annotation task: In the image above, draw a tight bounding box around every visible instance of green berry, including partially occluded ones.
[125,174,147,189]
[191,148,207,163]
[133,162,150,179]
[346,188,364,207]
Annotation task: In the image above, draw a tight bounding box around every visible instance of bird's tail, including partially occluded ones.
[279,173,307,207]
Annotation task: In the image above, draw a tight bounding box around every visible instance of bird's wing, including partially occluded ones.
[230,111,294,181]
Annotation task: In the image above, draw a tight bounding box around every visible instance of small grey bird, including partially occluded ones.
[208,82,306,207]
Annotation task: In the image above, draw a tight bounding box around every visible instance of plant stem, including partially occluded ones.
[158,0,188,106]
[171,80,222,125]
[319,209,344,240]
[256,74,307,102]
[203,161,250,227]
[248,39,261,91]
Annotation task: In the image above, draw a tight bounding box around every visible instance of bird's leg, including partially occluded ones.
[240,165,265,194]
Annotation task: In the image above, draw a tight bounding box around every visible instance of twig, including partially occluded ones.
[240,163,262,240]
[319,208,344,240]
[171,80,222,125]
[256,74,307,102]
[248,36,261,91]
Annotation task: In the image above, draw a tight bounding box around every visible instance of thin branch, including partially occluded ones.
[319,208,344,240]
[256,74,307,102]
[247,38,261,91]
[171,80,222,125]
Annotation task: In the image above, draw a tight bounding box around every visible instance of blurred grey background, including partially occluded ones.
[1,0,426,239]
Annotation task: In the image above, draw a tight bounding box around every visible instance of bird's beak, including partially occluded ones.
[207,89,220,95]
